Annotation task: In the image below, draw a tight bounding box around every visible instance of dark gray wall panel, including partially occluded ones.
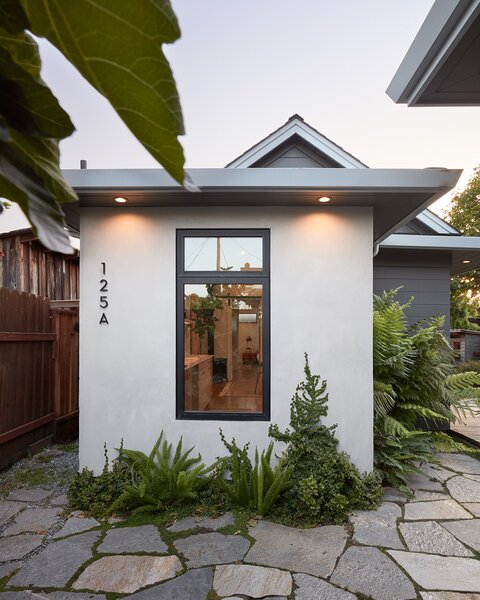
[373,249,452,332]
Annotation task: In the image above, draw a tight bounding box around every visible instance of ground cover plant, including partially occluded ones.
[269,354,382,524]
[373,289,480,491]
[68,443,129,517]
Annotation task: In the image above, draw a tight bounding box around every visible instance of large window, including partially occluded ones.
[176,230,270,420]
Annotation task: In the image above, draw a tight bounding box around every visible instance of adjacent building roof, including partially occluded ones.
[387,0,480,106]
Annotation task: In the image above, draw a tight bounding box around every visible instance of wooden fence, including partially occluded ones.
[0,228,79,300]
[0,289,79,469]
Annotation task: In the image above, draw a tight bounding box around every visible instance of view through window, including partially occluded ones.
[177,231,269,419]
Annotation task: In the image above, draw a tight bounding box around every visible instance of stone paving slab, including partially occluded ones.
[9,531,100,588]
[38,594,106,600]
[404,499,473,520]
[0,593,105,600]
[213,564,292,598]
[399,521,473,556]
[420,463,457,483]
[389,550,480,591]
[0,502,25,525]
[0,563,22,579]
[246,520,347,578]
[7,489,53,503]
[174,532,249,568]
[197,512,235,530]
[124,567,213,600]
[166,512,234,532]
[465,474,480,483]
[3,508,61,536]
[53,512,99,538]
[97,525,167,554]
[331,546,416,600]
[442,519,480,552]
[464,502,480,517]
[351,502,403,549]
[421,593,480,600]
[411,490,448,502]
[382,487,408,502]
[405,473,444,492]
[293,573,357,599]
[437,453,480,475]
[0,534,44,562]
[166,517,196,532]
[51,495,69,507]
[447,476,480,503]
[73,555,182,594]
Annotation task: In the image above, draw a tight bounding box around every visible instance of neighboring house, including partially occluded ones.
[386,0,480,326]
[64,115,462,474]
[387,0,480,106]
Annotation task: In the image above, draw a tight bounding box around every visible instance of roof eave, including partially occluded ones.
[387,0,480,106]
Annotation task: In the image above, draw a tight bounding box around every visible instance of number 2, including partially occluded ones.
[100,279,108,292]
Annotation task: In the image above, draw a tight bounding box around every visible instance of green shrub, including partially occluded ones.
[269,354,382,524]
[110,432,215,514]
[455,360,480,374]
[373,290,480,490]
[68,443,128,517]
[217,432,292,516]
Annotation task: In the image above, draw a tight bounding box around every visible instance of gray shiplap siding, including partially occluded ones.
[374,249,451,332]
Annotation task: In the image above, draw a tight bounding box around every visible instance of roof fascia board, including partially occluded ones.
[416,208,460,234]
[226,120,366,169]
[380,233,480,250]
[387,0,480,105]
[64,167,460,192]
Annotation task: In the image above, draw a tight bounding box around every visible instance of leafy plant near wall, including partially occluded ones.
[269,354,382,525]
[110,432,216,514]
[190,293,224,338]
[68,442,129,517]
[1,0,187,253]
[216,431,292,516]
[373,289,480,490]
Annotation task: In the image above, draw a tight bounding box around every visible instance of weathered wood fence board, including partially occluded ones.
[0,229,79,300]
[0,289,79,469]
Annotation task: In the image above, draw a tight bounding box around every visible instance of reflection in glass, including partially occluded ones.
[184,237,263,271]
[183,283,263,413]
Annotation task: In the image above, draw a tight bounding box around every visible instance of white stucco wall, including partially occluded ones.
[79,206,374,473]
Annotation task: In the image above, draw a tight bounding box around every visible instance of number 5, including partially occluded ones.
[100,296,108,309]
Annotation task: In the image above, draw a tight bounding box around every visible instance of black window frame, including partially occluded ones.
[176,228,270,421]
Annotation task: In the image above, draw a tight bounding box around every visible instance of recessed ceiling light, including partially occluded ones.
[318,196,331,203]
[463,259,471,264]
[114,196,127,203]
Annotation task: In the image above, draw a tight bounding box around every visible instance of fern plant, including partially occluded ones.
[110,432,215,514]
[373,289,480,490]
[217,431,292,516]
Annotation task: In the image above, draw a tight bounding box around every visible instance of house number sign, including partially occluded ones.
[99,262,109,324]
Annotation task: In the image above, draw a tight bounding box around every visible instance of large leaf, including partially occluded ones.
[0,27,74,138]
[0,23,74,253]
[0,144,72,253]
[23,0,186,183]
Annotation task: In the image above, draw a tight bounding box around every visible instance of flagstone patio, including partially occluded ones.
[2,453,480,599]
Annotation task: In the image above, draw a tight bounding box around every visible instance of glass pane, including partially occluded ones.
[183,283,263,413]
[184,237,263,271]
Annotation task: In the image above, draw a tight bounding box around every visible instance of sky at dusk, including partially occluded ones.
[28,1,480,218]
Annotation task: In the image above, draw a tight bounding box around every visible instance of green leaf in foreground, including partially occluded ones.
[23,0,186,184]
[0,24,75,253]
